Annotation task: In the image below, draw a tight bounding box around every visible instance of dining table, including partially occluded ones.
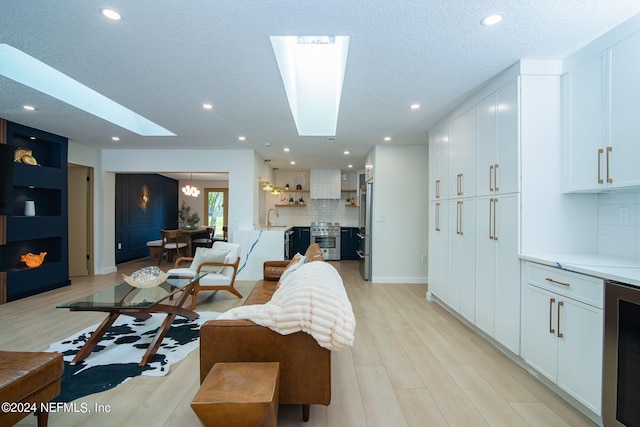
[179,226,208,256]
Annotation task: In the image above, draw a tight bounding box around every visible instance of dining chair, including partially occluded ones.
[160,229,188,265]
[211,226,228,245]
[192,227,215,254]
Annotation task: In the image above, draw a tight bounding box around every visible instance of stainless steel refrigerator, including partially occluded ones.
[358,180,372,280]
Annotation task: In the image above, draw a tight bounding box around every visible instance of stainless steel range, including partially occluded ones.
[310,221,341,261]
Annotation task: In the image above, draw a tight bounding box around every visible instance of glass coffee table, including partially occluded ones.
[57,273,206,366]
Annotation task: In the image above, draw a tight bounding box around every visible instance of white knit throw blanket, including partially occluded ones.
[217,261,356,351]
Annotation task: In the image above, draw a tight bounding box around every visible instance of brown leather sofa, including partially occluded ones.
[199,243,329,422]
[0,351,64,427]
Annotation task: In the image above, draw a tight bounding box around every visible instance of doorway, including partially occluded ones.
[68,164,94,276]
[204,188,227,237]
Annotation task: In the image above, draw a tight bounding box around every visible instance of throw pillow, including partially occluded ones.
[190,247,229,273]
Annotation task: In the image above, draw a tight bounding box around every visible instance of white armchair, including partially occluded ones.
[169,242,242,310]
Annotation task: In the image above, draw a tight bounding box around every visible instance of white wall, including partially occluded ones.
[370,144,429,283]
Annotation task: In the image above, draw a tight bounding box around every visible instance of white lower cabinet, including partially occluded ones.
[521,262,603,415]
[448,199,476,322]
[428,201,449,302]
[475,194,520,354]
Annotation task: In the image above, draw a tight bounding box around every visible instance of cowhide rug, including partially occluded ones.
[46,311,220,402]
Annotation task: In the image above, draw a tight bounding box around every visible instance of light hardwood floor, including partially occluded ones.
[5,258,595,426]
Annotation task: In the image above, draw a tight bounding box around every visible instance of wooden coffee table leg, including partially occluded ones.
[139,312,177,366]
[139,283,200,366]
[70,312,120,365]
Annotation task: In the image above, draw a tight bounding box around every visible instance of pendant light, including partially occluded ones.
[182,173,200,197]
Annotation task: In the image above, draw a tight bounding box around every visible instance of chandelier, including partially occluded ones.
[182,173,200,197]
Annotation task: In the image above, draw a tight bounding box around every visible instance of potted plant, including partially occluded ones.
[289,197,294,205]
[178,201,200,229]
[299,197,305,205]
[285,183,290,190]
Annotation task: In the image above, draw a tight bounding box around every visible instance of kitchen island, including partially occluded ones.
[233,226,289,280]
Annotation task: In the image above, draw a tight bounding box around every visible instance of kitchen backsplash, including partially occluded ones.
[266,170,359,226]
[599,191,640,258]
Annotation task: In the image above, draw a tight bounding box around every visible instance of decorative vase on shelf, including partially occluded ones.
[24,200,35,217]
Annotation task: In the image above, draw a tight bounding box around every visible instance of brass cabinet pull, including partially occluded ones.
[435,179,440,199]
[545,277,571,287]
[489,165,494,192]
[489,198,494,240]
[435,203,440,231]
[457,173,464,196]
[597,148,604,184]
[458,201,464,235]
[494,164,499,192]
[549,298,556,334]
[606,146,613,184]
[493,198,498,241]
[557,301,564,338]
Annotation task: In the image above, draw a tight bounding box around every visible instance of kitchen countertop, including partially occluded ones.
[520,253,640,287]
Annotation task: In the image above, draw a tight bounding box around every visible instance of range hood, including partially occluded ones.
[310,169,341,199]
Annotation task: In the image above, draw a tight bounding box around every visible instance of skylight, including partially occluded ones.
[0,44,175,136]
[270,35,350,136]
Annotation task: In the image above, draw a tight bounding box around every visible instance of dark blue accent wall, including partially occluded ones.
[115,174,178,264]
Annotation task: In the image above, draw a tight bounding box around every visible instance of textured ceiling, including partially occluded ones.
[1,1,639,172]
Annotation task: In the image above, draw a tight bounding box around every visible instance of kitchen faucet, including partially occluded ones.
[266,208,279,227]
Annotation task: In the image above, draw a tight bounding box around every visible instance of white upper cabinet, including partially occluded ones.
[563,53,608,191]
[564,30,640,192]
[477,80,520,196]
[609,31,640,189]
[429,125,449,200]
[448,107,477,198]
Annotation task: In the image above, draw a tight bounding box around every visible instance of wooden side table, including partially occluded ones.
[191,362,280,427]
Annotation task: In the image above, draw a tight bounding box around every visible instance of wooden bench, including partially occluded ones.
[191,362,280,427]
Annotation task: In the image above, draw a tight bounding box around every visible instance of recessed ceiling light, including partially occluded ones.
[29,136,36,140]
[481,13,504,26]
[100,8,122,21]
[202,103,213,109]
[384,136,391,141]
[238,136,246,141]
[112,136,120,141]
[344,151,350,155]
[410,103,420,110]
[284,147,290,152]
[348,164,353,168]
[22,105,35,111]
[290,161,296,165]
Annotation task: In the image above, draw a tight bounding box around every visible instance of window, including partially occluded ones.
[204,188,227,237]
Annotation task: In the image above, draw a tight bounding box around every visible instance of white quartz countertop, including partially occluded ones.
[520,253,640,287]
[252,226,292,231]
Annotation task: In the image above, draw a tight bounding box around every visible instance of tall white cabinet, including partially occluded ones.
[428,61,584,357]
